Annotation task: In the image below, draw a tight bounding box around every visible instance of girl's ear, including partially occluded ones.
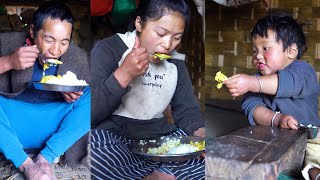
[135,16,142,32]
[287,43,298,59]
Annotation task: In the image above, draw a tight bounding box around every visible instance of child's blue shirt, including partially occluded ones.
[242,60,320,126]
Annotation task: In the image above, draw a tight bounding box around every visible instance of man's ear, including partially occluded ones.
[135,16,142,32]
[29,24,35,39]
[287,43,298,59]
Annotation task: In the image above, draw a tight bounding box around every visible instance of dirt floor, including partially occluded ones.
[0,155,90,180]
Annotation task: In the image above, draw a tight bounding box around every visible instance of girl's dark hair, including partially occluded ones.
[128,0,190,31]
[250,12,307,59]
[33,2,74,37]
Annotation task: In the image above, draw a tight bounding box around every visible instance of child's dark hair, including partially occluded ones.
[128,0,190,32]
[33,2,74,37]
[250,12,307,59]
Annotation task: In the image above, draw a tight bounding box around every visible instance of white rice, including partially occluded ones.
[147,139,200,155]
[167,144,199,154]
[45,71,88,86]
[147,139,181,154]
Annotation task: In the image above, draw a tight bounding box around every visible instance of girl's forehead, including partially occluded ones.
[147,13,185,31]
[146,11,184,23]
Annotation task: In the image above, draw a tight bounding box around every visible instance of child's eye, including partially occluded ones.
[252,49,257,54]
[263,47,269,51]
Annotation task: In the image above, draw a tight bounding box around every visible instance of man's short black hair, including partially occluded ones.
[33,2,74,37]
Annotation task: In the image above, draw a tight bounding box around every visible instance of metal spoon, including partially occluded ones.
[148,52,172,60]
[38,53,62,65]
[24,44,62,65]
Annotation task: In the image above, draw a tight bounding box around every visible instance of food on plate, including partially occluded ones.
[40,75,62,83]
[215,71,228,89]
[147,139,205,155]
[40,71,88,86]
[167,144,199,154]
[190,140,205,150]
[153,53,172,61]
[43,59,63,71]
[300,124,319,129]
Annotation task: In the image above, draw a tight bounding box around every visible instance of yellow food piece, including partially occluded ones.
[215,71,228,89]
[42,60,62,74]
[43,63,49,71]
[216,83,223,89]
[40,75,62,83]
[154,53,172,60]
[47,59,63,65]
[147,140,181,154]
[190,141,205,150]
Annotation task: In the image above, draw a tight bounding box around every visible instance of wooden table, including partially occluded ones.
[206,125,307,179]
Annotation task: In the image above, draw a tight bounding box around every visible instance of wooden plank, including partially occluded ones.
[267,7,312,18]
[305,31,320,41]
[299,7,313,17]
[278,0,313,8]
[313,7,320,17]
[206,126,307,179]
[205,17,236,31]
[206,41,235,54]
[237,19,258,31]
[205,54,255,69]
[206,31,249,42]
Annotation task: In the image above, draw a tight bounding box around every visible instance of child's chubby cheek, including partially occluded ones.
[263,51,273,60]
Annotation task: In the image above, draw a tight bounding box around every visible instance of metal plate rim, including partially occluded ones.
[130,135,205,162]
[32,82,88,92]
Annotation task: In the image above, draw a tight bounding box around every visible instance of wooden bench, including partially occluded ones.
[206,125,307,179]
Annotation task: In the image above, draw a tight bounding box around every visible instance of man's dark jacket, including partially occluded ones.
[0,32,89,97]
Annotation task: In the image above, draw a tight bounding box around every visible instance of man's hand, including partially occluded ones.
[8,45,39,70]
[224,74,259,97]
[193,127,205,138]
[114,36,149,88]
[277,114,299,129]
[62,91,83,103]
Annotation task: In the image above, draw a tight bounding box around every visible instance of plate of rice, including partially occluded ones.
[130,136,205,162]
[33,71,89,92]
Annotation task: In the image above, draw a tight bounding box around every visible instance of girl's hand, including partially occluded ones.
[61,91,83,103]
[277,114,299,130]
[114,36,149,88]
[224,74,259,97]
[119,36,149,77]
[193,127,205,138]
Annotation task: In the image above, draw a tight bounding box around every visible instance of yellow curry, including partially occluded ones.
[154,53,172,61]
[215,71,228,89]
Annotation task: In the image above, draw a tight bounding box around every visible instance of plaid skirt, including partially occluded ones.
[90,129,205,180]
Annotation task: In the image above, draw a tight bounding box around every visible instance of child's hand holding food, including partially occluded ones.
[276,113,299,130]
[224,74,260,97]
